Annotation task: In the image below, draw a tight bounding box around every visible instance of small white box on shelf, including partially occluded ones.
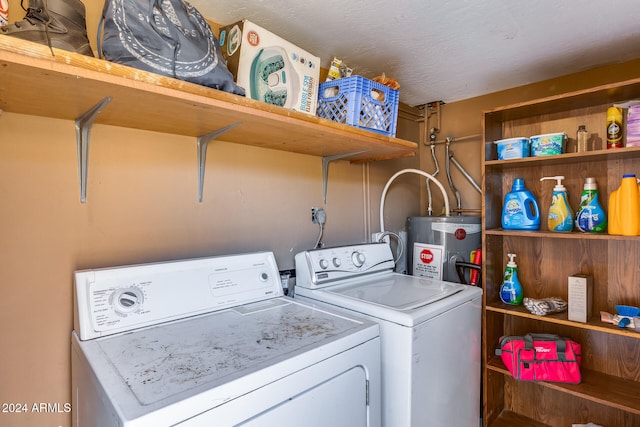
[568,274,593,323]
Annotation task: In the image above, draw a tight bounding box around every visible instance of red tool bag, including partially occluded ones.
[496,333,582,383]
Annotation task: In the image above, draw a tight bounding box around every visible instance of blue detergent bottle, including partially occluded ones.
[500,253,523,305]
[501,178,541,230]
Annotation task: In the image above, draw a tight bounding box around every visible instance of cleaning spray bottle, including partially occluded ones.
[501,178,540,230]
[575,177,607,233]
[500,253,523,305]
[540,176,573,232]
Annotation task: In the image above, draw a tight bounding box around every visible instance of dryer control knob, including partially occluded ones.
[332,257,341,268]
[111,287,144,316]
[351,251,366,268]
[319,259,329,269]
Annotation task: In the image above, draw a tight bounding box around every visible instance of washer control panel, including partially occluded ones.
[74,252,282,340]
[295,243,395,289]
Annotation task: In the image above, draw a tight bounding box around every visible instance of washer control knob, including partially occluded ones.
[332,257,341,268]
[319,259,329,269]
[351,251,366,268]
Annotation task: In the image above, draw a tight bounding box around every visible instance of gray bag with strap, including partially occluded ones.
[98,0,245,96]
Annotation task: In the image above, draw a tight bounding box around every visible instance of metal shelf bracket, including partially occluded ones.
[75,97,112,204]
[197,122,242,202]
[322,150,368,203]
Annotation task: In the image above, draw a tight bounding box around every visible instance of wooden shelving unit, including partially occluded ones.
[482,77,640,426]
[0,38,418,201]
[0,38,417,161]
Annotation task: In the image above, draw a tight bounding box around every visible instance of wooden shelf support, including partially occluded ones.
[197,122,242,202]
[0,38,417,202]
[322,150,368,204]
[74,97,112,204]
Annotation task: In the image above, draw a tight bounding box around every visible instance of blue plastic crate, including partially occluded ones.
[316,76,399,137]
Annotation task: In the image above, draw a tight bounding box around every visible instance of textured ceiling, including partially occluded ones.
[191,0,640,106]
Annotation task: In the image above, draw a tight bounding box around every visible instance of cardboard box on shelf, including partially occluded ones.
[626,104,640,147]
[218,20,320,115]
[568,274,593,323]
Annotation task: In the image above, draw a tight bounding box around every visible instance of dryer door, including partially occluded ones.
[179,337,380,427]
[240,366,368,426]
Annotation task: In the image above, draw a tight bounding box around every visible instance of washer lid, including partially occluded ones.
[327,274,464,311]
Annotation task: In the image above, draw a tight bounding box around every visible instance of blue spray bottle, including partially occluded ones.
[500,253,523,305]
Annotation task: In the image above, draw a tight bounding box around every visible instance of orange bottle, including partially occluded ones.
[608,174,640,236]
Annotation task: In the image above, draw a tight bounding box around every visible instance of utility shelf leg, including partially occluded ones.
[197,122,242,202]
[322,150,368,204]
[75,97,112,204]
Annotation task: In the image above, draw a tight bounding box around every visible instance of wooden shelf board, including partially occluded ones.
[484,229,639,241]
[485,302,640,338]
[489,410,550,427]
[483,77,640,122]
[0,38,417,163]
[484,146,640,167]
[487,357,640,414]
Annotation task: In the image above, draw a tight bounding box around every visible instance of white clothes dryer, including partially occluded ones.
[72,251,381,427]
[294,243,482,427]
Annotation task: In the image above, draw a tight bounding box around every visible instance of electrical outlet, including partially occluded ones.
[311,207,326,224]
[371,232,390,243]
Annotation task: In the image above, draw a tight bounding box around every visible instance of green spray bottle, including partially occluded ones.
[499,253,523,305]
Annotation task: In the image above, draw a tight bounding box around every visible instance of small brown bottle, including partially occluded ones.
[576,125,589,152]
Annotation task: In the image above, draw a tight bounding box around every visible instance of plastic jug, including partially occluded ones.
[501,178,540,230]
[608,174,640,236]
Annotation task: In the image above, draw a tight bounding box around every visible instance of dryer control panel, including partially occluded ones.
[74,252,282,340]
[295,243,395,289]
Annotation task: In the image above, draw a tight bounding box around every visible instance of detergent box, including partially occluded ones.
[219,19,320,115]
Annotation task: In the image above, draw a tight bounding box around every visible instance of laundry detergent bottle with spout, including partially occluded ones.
[500,253,523,305]
[501,178,540,230]
[608,174,640,236]
[575,177,607,233]
[540,176,573,232]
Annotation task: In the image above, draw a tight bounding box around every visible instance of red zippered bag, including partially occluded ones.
[496,333,582,383]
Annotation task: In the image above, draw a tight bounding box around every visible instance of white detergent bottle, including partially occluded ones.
[540,176,573,232]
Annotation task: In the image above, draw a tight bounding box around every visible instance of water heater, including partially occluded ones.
[406,216,481,283]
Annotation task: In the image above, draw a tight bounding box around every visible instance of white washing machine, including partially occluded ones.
[294,243,482,427]
[72,251,381,427]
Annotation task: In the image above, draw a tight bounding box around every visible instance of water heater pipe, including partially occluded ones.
[426,140,440,216]
[379,168,450,233]
[445,138,462,211]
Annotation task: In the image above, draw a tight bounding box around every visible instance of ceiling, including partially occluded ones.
[191,0,640,107]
